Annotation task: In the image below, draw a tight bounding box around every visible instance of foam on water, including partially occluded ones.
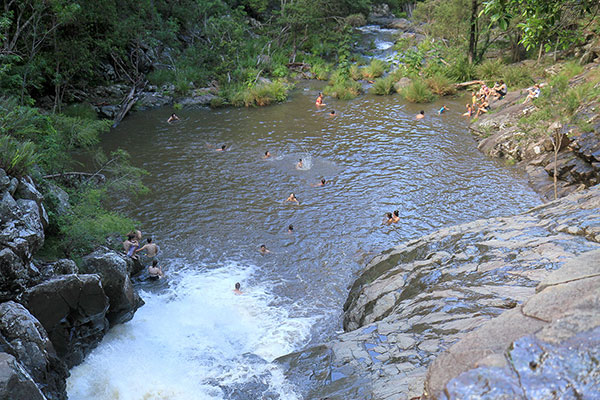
[67,262,313,400]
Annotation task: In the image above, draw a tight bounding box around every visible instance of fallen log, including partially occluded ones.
[455,80,485,89]
[112,80,146,128]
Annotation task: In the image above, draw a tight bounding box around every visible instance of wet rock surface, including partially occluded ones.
[427,249,600,399]
[0,352,46,400]
[278,185,600,400]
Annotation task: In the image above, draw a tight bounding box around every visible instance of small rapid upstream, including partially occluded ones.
[66,82,541,399]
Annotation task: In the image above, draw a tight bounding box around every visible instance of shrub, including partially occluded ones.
[370,75,397,95]
[349,64,362,81]
[476,59,504,81]
[62,103,97,120]
[311,62,331,80]
[147,69,176,87]
[426,73,456,95]
[324,69,363,99]
[0,135,38,177]
[562,61,584,78]
[502,65,534,89]
[446,57,476,82]
[230,81,288,107]
[362,59,387,79]
[401,79,435,103]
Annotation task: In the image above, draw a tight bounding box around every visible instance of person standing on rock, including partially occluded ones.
[123,233,139,258]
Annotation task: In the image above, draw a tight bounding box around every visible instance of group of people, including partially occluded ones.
[122,229,163,279]
[316,92,337,117]
[384,210,400,225]
[463,80,507,118]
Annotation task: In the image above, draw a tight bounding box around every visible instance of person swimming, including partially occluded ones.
[296,159,304,169]
[329,110,336,117]
[288,224,294,233]
[259,244,271,254]
[392,210,400,223]
[167,113,179,123]
[233,282,243,295]
[216,144,227,151]
[148,259,164,279]
[286,193,300,205]
[438,105,448,114]
[311,178,327,187]
[315,93,325,106]
[384,212,394,225]
[264,150,271,159]
[415,110,425,120]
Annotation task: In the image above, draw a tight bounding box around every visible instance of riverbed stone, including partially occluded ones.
[81,247,144,325]
[22,274,109,368]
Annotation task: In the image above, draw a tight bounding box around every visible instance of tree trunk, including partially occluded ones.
[468,0,479,64]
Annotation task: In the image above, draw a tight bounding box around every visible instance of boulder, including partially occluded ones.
[135,92,173,110]
[15,177,43,206]
[0,301,67,400]
[386,18,411,30]
[0,352,46,400]
[51,259,78,275]
[44,184,70,216]
[0,169,9,192]
[0,248,29,301]
[22,274,110,368]
[81,248,144,325]
[394,77,412,92]
[7,177,18,196]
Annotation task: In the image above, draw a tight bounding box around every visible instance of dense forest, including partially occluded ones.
[1,0,598,259]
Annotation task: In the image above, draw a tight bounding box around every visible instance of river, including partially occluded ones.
[66,84,541,399]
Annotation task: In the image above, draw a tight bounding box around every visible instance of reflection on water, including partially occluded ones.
[67,84,541,399]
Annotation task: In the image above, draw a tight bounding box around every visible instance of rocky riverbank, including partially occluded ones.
[471,62,600,202]
[0,169,144,399]
[277,185,600,399]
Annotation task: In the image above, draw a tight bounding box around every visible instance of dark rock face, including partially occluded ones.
[0,352,46,400]
[81,248,144,325]
[278,186,600,400]
[22,275,110,368]
[0,301,67,400]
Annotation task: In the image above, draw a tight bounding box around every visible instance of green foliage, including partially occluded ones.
[362,59,388,79]
[561,61,584,78]
[370,75,397,95]
[400,79,435,103]
[311,62,332,80]
[324,68,362,100]
[446,57,476,82]
[230,80,289,107]
[62,103,97,120]
[426,74,456,96]
[502,65,534,89]
[55,186,137,257]
[349,64,362,81]
[147,69,176,87]
[0,135,38,177]
[476,59,504,81]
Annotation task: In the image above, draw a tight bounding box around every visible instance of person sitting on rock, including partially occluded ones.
[492,80,507,99]
[148,259,164,279]
[523,84,541,104]
[463,104,473,118]
[474,100,489,118]
[123,234,139,258]
[135,237,159,258]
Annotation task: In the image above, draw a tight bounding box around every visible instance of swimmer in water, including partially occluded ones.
[233,282,243,295]
[264,150,271,159]
[288,224,294,233]
[463,104,473,117]
[315,93,325,106]
[286,193,300,205]
[296,159,304,169]
[216,144,227,151]
[148,259,164,279]
[384,212,394,225]
[329,110,336,117]
[259,244,271,254]
[167,113,179,123]
[438,105,448,114]
[415,110,425,120]
[311,178,327,187]
[392,210,400,223]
